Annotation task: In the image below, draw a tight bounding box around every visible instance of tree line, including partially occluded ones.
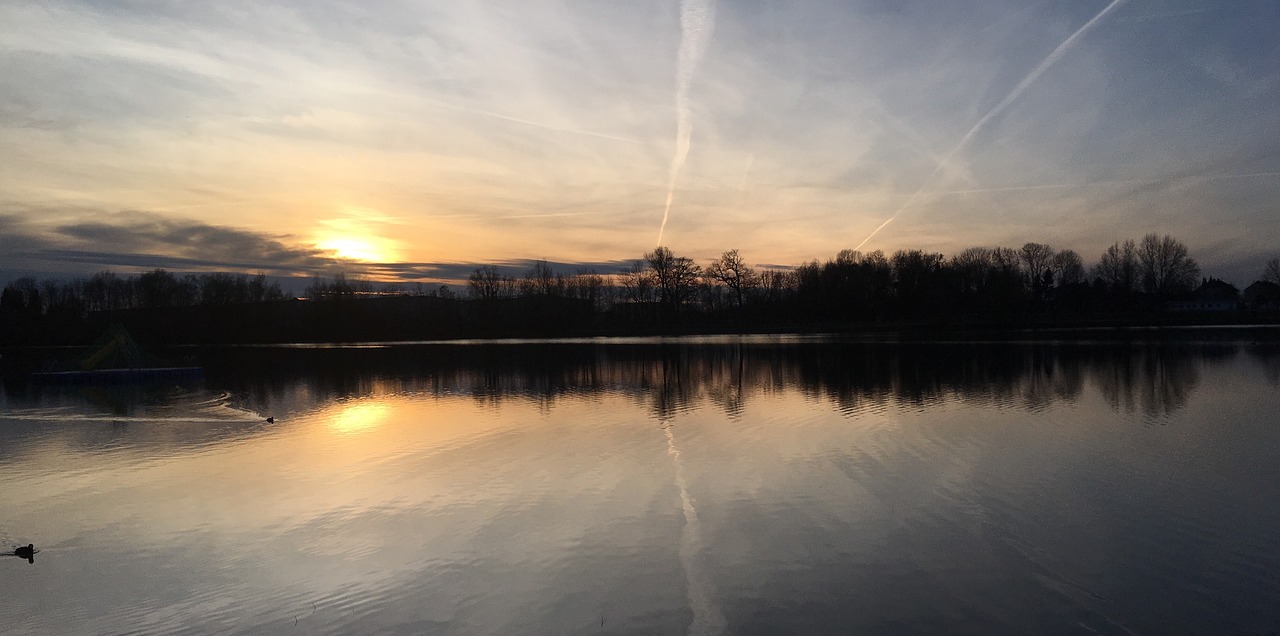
[467,232,1256,325]
[0,271,285,343]
[1,269,285,317]
[2,233,1277,347]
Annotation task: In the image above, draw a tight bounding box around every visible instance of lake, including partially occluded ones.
[2,336,1279,635]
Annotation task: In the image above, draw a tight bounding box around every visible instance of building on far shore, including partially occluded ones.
[1243,281,1280,311]
[1167,278,1240,312]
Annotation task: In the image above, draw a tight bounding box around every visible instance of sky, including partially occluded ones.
[2,0,1279,287]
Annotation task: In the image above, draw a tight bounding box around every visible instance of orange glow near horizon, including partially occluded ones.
[313,213,402,263]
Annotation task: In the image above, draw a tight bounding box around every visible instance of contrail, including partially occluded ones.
[657,0,717,246]
[854,216,898,251]
[853,0,1128,252]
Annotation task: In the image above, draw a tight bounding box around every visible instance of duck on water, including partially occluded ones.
[10,544,37,563]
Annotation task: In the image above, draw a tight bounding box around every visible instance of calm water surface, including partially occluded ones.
[2,337,1279,635]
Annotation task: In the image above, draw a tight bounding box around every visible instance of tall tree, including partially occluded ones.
[618,261,655,304]
[137,269,196,308]
[1094,239,1139,292]
[250,273,285,302]
[520,260,565,298]
[1137,233,1199,295]
[1019,243,1056,291]
[890,249,944,317]
[646,246,702,312]
[758,268,796,304]
[567,270,607,312]
[704,249,758,308]
[1051,249,1085,286]
[468,265,504,300]
[0,277,40,316]
[1263,257,1280,284]
[306,272,372,299]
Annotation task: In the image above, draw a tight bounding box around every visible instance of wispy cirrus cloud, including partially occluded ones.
[1,0,1278,285]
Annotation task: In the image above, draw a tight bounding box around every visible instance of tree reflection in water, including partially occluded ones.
[164,340,1269,424]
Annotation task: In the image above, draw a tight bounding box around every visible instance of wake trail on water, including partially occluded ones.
[0,391,264,424]
[664,424,726,636]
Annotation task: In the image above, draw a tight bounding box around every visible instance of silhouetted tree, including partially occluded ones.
[567,270,607,312]
[891,249,945,318]
[793,259,823,313]
[89,271,137,310]
[952,247,994,294]
[646,247,701,314]
[0,278,48,344]
[986,248,1026,314]
[758,268,796,304]
[137,269,196,308]
[0,285,21,318]
[950,246,1024,316]
[1019,242,1055,298]
[826,249,890,321]
[1264,257,1280,285]
[468,265,504,300]
[306,272,372,299]
[44,278,86,316]
[201,272,246,305]
[618,260,655,304]
[520,260,565,298]
[1094,239,1140,292]
[248,273,283,302]
[1051,249,1085,286]
[1137,233,1199,295]
[704,249,758,309]
[1,278,40,317]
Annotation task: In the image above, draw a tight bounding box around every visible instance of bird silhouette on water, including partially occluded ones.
[11,544,36,563]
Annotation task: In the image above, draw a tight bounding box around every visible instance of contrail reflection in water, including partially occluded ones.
[664,422,726,636]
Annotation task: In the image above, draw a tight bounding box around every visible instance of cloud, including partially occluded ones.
[0,209,645,288]
[0,211,340,277]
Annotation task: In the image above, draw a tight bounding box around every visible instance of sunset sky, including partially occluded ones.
[2,0,1278,286]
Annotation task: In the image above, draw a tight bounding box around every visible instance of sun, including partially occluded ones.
[313,212,403,263]
[319,237,383,262]
[315,233,400,263]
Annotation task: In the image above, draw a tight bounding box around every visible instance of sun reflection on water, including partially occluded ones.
[328,401,391,435]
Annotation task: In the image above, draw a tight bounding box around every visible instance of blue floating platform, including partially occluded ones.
[30,367,204,384]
